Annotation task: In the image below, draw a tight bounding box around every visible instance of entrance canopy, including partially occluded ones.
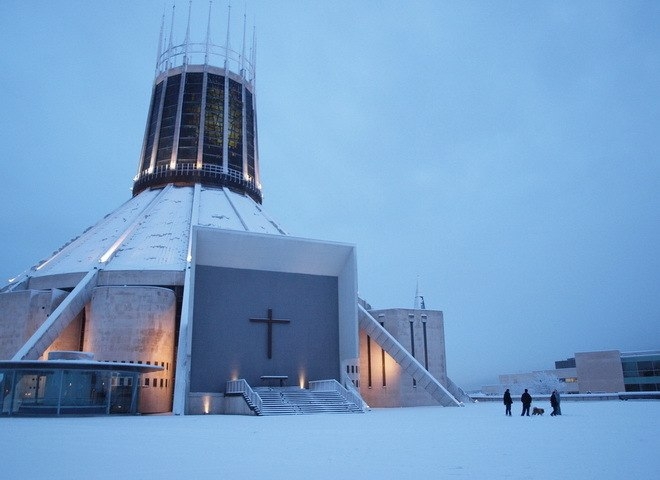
[192,227,358,362]
[0,356,161,416]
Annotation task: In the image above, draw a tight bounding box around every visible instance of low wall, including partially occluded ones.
[187,392,257,415]
[471,392,660,402]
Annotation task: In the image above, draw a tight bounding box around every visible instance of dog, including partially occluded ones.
[532,407,545,415]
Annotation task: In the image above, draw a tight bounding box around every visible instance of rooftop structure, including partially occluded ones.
[134,4,261,202]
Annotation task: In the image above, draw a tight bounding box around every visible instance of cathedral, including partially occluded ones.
[0,7,468,416]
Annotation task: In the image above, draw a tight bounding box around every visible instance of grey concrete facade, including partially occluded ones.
[190,266,340,390]
[176,227,360,414]
[575,350,625,393]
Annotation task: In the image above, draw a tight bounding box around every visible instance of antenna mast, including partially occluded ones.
[414,276,426,310]
[167,4,176,70]
[184,1,192,66]
[204,1,213,64]
[224,4,231,69]
[240,11,247,75]
[155,8,165,74]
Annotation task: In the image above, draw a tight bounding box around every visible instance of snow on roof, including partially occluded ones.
[28,185,287,279]
[105,185,192,271]
[197,187,248,231]
[29,189,161,277]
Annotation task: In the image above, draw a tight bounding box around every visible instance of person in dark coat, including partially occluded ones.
[555,390,562,415]
[550,390,559,416]
[520,389,532,416]
[503,388,513,416]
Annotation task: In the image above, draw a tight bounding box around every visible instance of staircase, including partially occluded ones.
[253,386,364,416]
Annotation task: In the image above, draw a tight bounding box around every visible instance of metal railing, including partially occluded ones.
[226,379,263,413]
[133,163,262,201]
[309,379,365,412]
[157,41,255,83]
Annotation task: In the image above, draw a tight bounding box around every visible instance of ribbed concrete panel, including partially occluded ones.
[107,186,192,271]
[197,187,247,230]
[31,190,160,277]
[229,193,287,234]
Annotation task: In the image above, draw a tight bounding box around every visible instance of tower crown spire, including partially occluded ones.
[133,4,261,203]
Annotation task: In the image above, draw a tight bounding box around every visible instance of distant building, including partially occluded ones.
[482,350,660,394]
[620,351,660,392]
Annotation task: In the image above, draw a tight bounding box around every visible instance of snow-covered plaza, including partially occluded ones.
[2,399,658,479]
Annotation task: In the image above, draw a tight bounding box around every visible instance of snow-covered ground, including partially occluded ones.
[2,400,658,479]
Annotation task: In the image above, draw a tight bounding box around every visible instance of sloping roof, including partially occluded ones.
[13,184,287,282]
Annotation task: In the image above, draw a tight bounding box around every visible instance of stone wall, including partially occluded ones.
[84,286,176,413]
[359,308,448,407]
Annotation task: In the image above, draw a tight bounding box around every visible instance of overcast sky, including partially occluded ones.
[1,1,659,390]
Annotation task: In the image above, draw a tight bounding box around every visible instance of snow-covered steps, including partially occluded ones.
[253,387,363,416]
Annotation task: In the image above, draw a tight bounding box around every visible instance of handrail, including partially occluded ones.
[226,379,262,413]
[309,379,365,412]
[137,163,253,183]
[157,42,255,83]
[340,372,371,411]
[133,163,262,201]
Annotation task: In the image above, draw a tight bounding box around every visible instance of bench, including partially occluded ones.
[260,375,288,387]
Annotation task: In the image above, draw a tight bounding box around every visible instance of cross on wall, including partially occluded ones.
[249,308,290,359]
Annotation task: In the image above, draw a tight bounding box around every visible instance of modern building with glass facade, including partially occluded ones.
[0,351,161,415]
[621,351,660,392]
[133,62,261,203]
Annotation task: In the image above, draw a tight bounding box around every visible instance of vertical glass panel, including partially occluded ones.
[177,72,203,162]
[156,74,182,165]
[245,89,256,179]
[140,81,164,172]
[110,372,136,414]
[638,361,653,377]
[203,73,224,166]
[12,370,59,415]
[0,371,12,415]
[60,370,110,413]
[227,78,243,173]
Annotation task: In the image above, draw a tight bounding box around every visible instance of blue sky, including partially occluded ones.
[1,1,659,389]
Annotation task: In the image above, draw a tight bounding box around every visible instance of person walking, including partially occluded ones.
[550,390,559,416]
[503,389,513,416]
[555,390,562,415]
[521,389,532,416]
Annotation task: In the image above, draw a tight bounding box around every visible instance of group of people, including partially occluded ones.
[502,388,562,416]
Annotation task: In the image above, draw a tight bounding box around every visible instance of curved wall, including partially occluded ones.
[84,286,176,414]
